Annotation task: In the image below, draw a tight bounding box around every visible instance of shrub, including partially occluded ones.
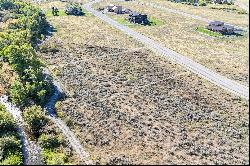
[0,105,17,135]
[0,136,21,159]
[38,134,64,149]
[42,149,67,165]
[10,80,28,106]
[0,0,52,107]
[0,154,23,165]
[64,3,84,16]
[0,0,16,10]
[23,105,48,137]
[2,43,52,106]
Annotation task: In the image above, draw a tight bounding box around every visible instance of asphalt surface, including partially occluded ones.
[83,0,249,100]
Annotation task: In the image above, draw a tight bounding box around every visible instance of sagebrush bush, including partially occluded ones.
[38,134,64,149]
[0,154,23,165]
[0,105,17,135]
[0,104,22,165]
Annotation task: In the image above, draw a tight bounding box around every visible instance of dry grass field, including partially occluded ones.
[95,0,249,86]
[37,2,249,164]
[139,0,249,28]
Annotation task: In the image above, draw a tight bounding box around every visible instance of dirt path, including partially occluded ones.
[83,0,249,100]
[43,69,93,165]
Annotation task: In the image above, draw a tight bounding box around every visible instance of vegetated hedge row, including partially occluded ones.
[22,105,73,165]
[0,104,23,165]
[0,1,73,164]
[0,0,53,107]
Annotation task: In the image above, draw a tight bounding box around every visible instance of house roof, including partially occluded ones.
[223,25,234,29]
[209,21,224,26]
[107,4,115,8]
[129,12,140,16]
[129,12,147,17]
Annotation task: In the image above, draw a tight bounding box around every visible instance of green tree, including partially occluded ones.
[10,80,27,106]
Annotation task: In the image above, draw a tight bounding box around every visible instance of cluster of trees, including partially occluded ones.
[0,0,52,107]
[1,1,72,164]
[0,104,23,165]
[22,105,71,164]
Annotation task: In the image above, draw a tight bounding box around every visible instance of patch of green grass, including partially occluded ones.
[196,27,223,37]
[46,10,67,17]
[148,17,164,26]
[114,16,164,27]
[114,17,137,27]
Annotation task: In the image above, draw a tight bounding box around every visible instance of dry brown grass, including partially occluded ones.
[95,0,249,85]
[38,9,249,164]
[139,0,249,28]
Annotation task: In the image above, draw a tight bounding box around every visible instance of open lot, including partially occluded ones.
[95,0,249,86]
[38,2,249,164]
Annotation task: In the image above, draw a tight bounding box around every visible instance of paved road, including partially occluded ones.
[136,0,248,31]
[0,96,44,165]
[83,0,249,100]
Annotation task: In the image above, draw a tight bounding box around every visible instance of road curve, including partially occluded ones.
[83,0,249,100]
[44,69,93,165]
